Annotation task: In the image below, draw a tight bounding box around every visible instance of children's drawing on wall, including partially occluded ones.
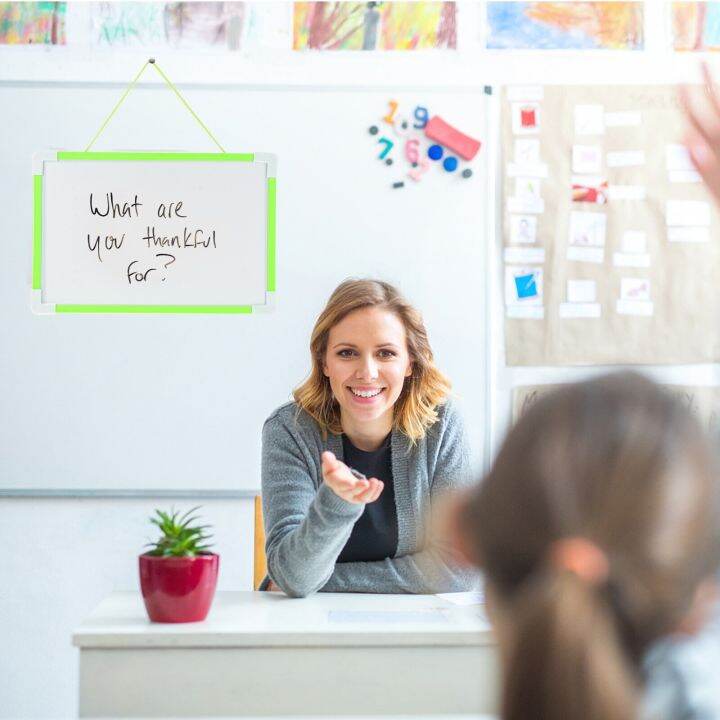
[293,1,456,51]
[367,98,481,189]
[0,1,67,45]
[672,1,720,51]
[486,1,644,50]
[89,2,246,50]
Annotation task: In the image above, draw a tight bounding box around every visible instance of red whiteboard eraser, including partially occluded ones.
[424,116,481,161]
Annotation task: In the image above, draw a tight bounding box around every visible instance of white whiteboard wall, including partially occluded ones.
[1,83,488,492]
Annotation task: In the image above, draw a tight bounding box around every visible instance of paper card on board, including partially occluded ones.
[622,231,647,254]
[575,105,605,136]
[666,201,711,227]
[613,252,650,267]
[504,247,545,264]
[604,111,642,127]
[569,211,607,247]
[515,139,541,165]
[567,279,596,303]
[509,215,538,244]
[559,302,601,318]
[505,266,543,306]
[507,163,549,178]
[507,86,544,102]
[506,305,544,319]
[669,170,702,184]
[567,246,604,263]
[572,146,602,174]
[620,278,651,302]
[666,144,695,171]
[607,185,646,201]
[606,151,645,168]
[617,299,654,316]
[668,227,710,243]
[512,102,541,134]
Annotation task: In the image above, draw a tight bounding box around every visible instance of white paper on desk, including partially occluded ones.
[606,151,645,168]
[666,200,710,227]
[604,111,641,127]
[436,591,485,606]
[328,610,449,624]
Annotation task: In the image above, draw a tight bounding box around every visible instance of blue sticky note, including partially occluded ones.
[514,272,538,299]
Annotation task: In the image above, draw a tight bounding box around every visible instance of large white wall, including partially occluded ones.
[4,2,720,718]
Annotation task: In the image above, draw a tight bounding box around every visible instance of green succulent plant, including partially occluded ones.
[144,506,214,557]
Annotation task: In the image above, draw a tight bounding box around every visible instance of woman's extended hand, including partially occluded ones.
[321,451,384,504]
[680,62,720,206]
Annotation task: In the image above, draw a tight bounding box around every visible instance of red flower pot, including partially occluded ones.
[139,553,219,623]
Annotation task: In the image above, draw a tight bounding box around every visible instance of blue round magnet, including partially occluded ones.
[428,144,443,161]
[443,156,458,172]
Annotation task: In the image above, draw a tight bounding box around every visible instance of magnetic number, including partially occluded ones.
[408,156,430,182]
[383,100,399,125]
[377,137,394,159]
[413,106,429,129]
[405,139,420,164]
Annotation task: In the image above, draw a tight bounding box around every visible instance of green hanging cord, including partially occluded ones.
[85,60,151,152]
[149,60,226,153]
[84,58,226,153]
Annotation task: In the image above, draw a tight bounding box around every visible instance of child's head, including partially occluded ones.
[456,372,720,720]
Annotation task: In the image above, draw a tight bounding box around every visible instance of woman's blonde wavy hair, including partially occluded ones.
[293,279,451,442]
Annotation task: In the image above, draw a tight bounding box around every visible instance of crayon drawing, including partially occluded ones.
[0,1,66,45]
[672,2,720,51]
[486,2,644,50]
[293,2,456,51]
[89,2,246,50]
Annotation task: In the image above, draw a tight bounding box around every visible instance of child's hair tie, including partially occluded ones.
[549,537,609,586]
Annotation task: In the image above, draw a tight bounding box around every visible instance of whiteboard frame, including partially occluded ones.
[31,151,277,314]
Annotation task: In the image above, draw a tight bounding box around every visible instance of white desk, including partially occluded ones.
[73,592,498,718]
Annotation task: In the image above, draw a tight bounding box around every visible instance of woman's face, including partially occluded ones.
[323,306,413,430]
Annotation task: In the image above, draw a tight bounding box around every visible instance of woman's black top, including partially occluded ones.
[336,432,399,563]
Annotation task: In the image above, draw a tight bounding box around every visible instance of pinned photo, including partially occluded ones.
[569,211,607,247]
[572,176,608,204]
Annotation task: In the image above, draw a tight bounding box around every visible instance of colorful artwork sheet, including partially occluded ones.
[486,2,644,50]
[672,2,720,51]
[293,1,456,51]
[89,2,246,50]
[0,1,66,45]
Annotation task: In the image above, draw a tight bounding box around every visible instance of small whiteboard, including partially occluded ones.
[32,152,277,313]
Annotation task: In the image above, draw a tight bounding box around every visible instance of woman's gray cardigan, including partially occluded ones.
[261,399,477,597]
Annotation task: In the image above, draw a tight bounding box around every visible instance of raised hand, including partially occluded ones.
[321,451,384,505]
[680,62,720,206]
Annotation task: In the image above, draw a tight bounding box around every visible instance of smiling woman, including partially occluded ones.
[260,278,477,597]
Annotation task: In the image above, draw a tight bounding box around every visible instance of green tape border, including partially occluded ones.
[56,304,252,314]
[33,174,42,290]
[267,177,276,293]
[57,152,254,162]
[34,152,277,314]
